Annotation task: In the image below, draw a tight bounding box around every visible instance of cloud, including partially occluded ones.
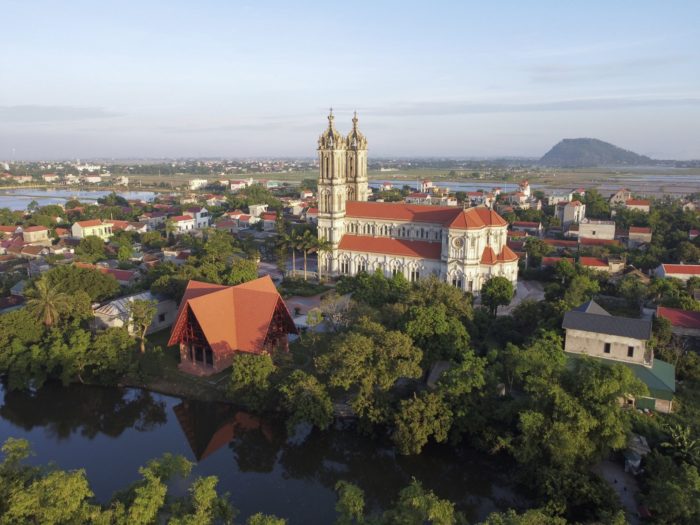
[526,56,686,83]
[367,97,700,117]
[0,105,122,122]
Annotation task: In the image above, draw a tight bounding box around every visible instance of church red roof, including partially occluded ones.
[480,245,519,265]
[338,235,442,260]
[168,276,296,354]
[345,202,506,229]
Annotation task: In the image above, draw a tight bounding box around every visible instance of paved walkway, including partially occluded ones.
[594,460,640,525]
[497,280,546,316]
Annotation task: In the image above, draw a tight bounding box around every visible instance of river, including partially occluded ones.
[0,382,523,523]
[0,189,157,211]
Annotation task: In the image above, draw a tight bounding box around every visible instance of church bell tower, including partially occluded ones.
[317,109,346,274]
[345,111,368,202]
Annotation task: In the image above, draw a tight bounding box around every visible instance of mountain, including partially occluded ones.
[539,138,655,168]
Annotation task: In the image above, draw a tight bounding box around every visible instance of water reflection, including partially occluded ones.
[0,382,167,439]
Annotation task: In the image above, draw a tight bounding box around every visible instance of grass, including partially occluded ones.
[123,328,231,401]
[279,277,330,298]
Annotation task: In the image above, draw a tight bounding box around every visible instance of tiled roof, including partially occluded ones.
[579,238,622,247]
[338,235,442,260]
[167,276,297,355]
[170,215,194,222]
[75,219,108,228]
[544,239,578,248]
[626,199,650,206]
[629,226,652,234]
[580,256,608,267]
[661,264,700,275]
[657,306,700,329]
[345,202,506,229]
[23,226,48,232]
[481,245,519,265]
[541,256,574,267]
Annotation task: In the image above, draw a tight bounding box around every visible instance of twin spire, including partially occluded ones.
[319,109,366,150]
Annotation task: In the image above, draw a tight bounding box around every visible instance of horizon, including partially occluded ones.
[2,1,699,160]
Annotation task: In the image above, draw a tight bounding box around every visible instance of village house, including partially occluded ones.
[138,211,167,229]
[656,307,700,338]
[609,189,632,206]
[170,215,197,233]
[624,199,651,213]
[41,174,60,183]
[547,190,573,206]
[93,291,177,335]
[511,221,543,237]
[578,219,616,241]
[556,200,586,228]
[188,178,208,190]
[184,207,211,229]
[261,212,278,231]
[579,256,625,274]
[562,300,675,413]
[628,226,652,248]
[71,219,114,241]
[248,204,269,218]
[305,207,319,224]
[655,263,700,282]
[21,226,51,246]
[167,276,298,376]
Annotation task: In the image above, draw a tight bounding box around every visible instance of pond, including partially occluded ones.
[0,382,524,523]
[0,189,157,211]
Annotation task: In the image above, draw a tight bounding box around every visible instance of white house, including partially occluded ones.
[183,207,211,229]
[188,178,208,190]
[169,215,196,233]
[655,264,700,282]
[93,291,177,335]
[578,219,616,240]
[71,219,113,240]
[248,203,269,218]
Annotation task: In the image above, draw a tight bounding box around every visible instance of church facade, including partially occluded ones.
[316,111,518,294]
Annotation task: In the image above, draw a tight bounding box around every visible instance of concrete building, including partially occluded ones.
[71,219,113,240]
[189,179,208,190]
[184,207,211,229]
[655,263,700,282]
[578,219,616,240]
[556,200,586,228]
[628,226,652,247]
[563,301,675,413]
[21,226,51,246]
[170,215,196,233]
[93,291,177,335]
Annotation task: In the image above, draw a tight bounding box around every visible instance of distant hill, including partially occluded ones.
[539,138,655,168]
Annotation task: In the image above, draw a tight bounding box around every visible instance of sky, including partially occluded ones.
[1,0,699,160]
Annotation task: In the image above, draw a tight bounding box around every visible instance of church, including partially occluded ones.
[316,111,519,294]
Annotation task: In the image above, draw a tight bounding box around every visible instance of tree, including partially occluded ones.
[228,353,276,410]
[227,257,259,285]
[316,318,422,424]
[403,304,470,364]
[43,265,119,301]
[247,513,286,525]
[480,509,567,525]
[128,299,158,354]
[25,278,69,327]
[277,370,333,432]
[642,451,700,525]
[392,391,452,455]
[481,276,514,316]
[524,237,552,267]
[315,237,332,282]
[76,235,107,263]
[381,479,462,525]
[334,481,365,525]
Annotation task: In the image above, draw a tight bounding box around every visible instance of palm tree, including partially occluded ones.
[26,278,70,327]
[165,219,176,240]
[282,229,301,277]
[314,237,332,282]
[300,230,316,281]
